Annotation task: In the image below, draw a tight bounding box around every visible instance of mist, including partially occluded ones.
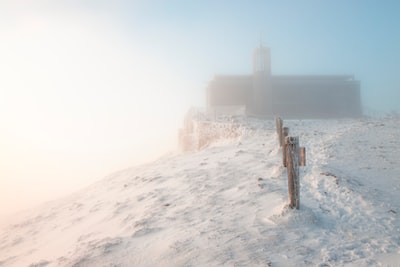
[1,1,399,216]
[0,1,191,216]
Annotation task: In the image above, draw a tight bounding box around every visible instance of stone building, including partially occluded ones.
[207,45,362,118]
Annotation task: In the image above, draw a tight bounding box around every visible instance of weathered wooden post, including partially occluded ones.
[282,127,289,167]
[275,117,283,146]
[299,147,306,166]
[286,136,300,209]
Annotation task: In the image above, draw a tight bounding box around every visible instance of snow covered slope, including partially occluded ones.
[1,117,399,266]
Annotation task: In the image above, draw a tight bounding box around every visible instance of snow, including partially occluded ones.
[1,116,399,266]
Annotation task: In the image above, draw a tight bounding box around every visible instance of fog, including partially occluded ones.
[1,1,399,216]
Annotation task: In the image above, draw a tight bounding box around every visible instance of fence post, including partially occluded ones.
[275,117,283,146]
[286,136,300,209]
[299,147,306,166]
[282,127,289,167]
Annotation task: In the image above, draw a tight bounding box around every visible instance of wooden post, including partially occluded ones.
[286,136,300,209]
[282,127,289,167]
[275,117,283,146]
[299,147,306,166]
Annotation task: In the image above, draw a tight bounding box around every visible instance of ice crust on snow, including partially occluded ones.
[0,117,399,266]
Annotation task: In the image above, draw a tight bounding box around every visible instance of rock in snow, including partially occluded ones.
[1,117,399,266]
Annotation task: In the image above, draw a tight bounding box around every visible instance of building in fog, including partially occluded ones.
[207,45,362,118]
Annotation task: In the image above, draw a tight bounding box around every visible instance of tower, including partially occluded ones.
[253,42,271,75]
[250,41,272,116]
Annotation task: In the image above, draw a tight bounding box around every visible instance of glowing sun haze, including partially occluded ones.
[0,2,189,216]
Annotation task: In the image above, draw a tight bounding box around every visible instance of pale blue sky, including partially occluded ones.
[0,0,399,215]
[117,0,399,111]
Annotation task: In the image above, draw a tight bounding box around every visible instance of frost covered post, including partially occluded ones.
[282,127,289,167]
[275,116,283,146]
[299,147,306,166]
[286,136,300,209]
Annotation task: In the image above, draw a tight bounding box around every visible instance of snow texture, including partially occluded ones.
[1,117,399,266]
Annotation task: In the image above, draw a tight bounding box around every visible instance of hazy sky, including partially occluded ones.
[1,0,399,216]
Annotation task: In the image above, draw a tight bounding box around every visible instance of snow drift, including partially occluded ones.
[1,117,399,266]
